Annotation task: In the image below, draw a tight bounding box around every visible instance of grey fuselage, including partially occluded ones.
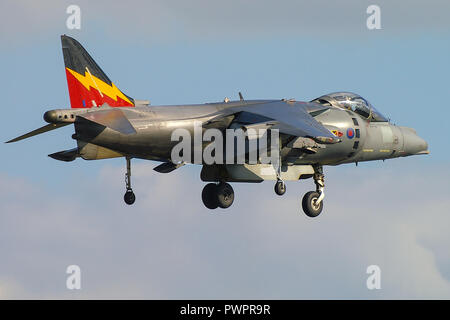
[46,99,428,166]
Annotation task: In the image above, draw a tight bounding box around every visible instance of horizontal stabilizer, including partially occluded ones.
[5,123,70,143]
[78,109,136,135]
[153,162,185,173]
[48,148,78,162]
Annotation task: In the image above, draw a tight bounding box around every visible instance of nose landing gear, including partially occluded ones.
[201,182,234,210]
[124,157,136,205]
[301,166,325,217]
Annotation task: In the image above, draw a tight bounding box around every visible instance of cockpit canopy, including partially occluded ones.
[311,92,388,122]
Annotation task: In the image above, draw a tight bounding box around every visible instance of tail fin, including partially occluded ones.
[61,35,134,108]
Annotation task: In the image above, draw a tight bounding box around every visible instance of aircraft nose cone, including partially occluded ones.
[401,127,429,155]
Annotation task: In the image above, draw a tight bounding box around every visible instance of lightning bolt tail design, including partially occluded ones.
[61,35,135,109]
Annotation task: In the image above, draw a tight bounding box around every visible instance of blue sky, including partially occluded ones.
[0,0,449,298]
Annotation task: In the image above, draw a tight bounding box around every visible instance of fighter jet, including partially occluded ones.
[6,35,429,217]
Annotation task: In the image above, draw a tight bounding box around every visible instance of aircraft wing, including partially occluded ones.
[5,123,71,143]
[210,101,339,144]
[249,101,338,143]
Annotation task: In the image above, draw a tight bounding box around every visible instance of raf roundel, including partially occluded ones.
[347,128,355,139]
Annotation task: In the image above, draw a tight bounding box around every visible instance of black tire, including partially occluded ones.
[202,183,219,209]
[216,182,234,209]
[124,190,136,205]
[274,181,286,196]
[302,191,323,217]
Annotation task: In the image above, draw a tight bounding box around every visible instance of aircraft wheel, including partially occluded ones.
[216,182,234,209]
[202,183,219,209]
[124,190,136,205]
[274,180,286,196]
[302,191,323,217]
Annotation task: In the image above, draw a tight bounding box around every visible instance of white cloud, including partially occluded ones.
[0,278,25,299]
[0,159,449,299]
[1,0,449,47]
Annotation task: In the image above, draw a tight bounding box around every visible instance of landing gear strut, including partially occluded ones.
[201,182,234,210]
[273,152,286,196]
[302,165,325,217]
[124,157,136,205]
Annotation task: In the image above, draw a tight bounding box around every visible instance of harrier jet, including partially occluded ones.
[6,35,429,217]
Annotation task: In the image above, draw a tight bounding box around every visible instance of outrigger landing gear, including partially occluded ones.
[201,182,234,210]
[302,165,325,217]
[124,157,136,205]
[273,153,286,196]
[274,180,286,196]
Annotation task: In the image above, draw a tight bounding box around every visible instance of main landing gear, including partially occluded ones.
[201,182,234,210]
[124,157,136,205]
[272,165,325,218]
[301,166,325,217]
